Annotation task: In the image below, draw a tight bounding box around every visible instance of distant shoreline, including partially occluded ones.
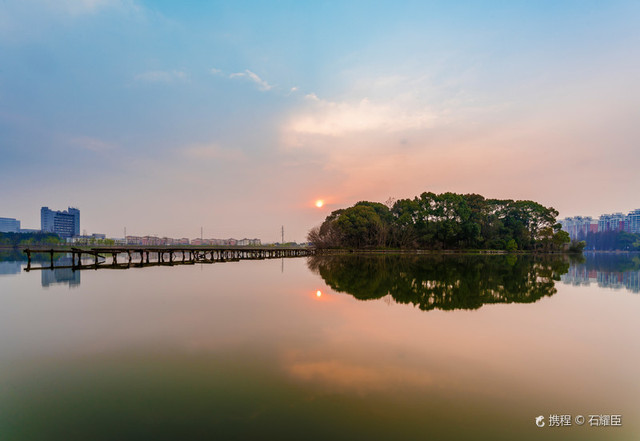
[314,248,639,255]
[316,248,567,255]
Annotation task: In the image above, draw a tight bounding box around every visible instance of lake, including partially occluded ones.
[0,251,638,440]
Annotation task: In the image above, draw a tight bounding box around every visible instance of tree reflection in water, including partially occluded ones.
[308,254,570,311]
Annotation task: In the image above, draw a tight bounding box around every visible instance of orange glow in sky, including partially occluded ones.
[316,290,322,297]
[315,200,324,208]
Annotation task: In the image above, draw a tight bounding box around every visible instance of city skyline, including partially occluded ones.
[1,1,639,242]
[561,208,640,241]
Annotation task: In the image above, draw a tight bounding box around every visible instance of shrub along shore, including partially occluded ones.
[0,232,63,248]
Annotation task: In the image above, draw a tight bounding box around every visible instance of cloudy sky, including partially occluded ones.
[1,0,639,241]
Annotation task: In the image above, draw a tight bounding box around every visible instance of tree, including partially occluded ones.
[552,230,571,251]
[568,240,586,253]
[335,205,384,248]
[390,198,420,248]
[308,191,565,251]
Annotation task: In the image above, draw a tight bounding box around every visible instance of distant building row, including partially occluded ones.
[2,206,262,246]
[561,209,640,241]
[124,236,261,246]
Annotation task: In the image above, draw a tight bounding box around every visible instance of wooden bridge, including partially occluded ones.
[23,245,315,271]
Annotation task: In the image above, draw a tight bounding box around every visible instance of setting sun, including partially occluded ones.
[315,200,324,208]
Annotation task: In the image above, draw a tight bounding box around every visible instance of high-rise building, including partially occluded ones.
[0,217,21,233]
[560,216,594,241]
[598,213,626,233]
[565,209,640,237]
[40,207,80,238]
[628,209,640,234]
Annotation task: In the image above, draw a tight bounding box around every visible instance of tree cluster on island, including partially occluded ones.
[308,191,571,251]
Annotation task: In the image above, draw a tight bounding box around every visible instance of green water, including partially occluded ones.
[0,253,638,440]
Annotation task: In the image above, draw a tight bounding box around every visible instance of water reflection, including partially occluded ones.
[0,250,26,275]
[0,251,80,287]
[562,252,640,293]
[0,260,22,276]
[41,267,81,288]
[1,253,639,440]
[309,254,570,311]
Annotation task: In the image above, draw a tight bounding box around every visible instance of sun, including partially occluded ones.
[315,200,324,208]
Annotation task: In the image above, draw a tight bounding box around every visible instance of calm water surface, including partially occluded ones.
[0,252,638,440]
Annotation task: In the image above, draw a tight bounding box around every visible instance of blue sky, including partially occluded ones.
[1,0,639,241]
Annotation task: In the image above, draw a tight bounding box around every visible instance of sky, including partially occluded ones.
[1,0,639,242]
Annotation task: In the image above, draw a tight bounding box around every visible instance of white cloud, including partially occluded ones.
[277,84,466,201]
[286,95,437,137]
[210,67,222,75]
[135,70,187,83]
[229,69,273,91]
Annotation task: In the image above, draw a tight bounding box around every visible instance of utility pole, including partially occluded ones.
[281,225,284,244]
